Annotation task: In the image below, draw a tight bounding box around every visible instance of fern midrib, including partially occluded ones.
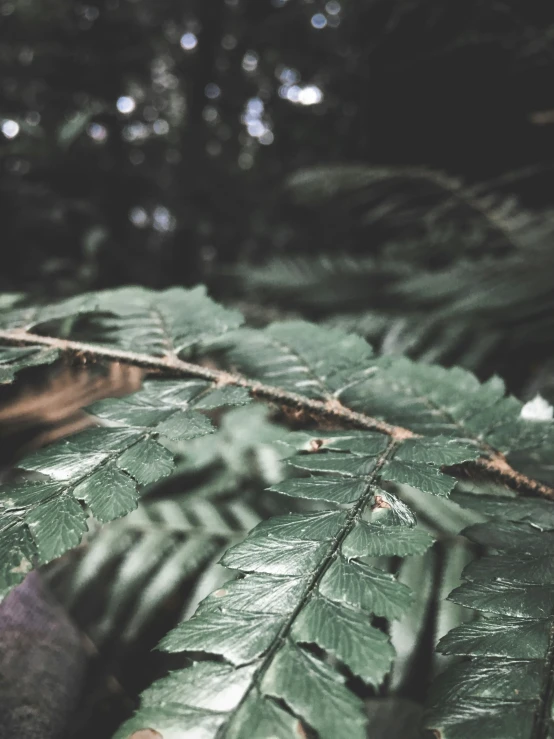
[218,437,399,738]
[0,328,551,500]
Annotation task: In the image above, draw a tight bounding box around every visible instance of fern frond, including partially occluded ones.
[0,377,250,593]
[0,287,552,739]
[115,432,431,739]
[285,164,550,252]
[114,423,486,738]
[229,166,554,375]
[425,490,554,739]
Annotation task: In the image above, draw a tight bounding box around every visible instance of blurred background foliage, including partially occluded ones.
[1,0,553,288]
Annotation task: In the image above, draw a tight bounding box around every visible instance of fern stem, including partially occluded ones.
[0,328,551,500]
[478,455,554,501]
[219,438,399,738]
[0,329,412,438]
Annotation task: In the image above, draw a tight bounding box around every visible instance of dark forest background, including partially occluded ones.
[1,0,553,290]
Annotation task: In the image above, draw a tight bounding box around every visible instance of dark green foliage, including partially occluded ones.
[425,491,554,739]
[0,286,552,738]
[229,165,554,380]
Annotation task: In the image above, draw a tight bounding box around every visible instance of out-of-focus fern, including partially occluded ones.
[227,166,554,375]
[0,286,552,739]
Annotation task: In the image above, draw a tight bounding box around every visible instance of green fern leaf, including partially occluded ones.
[0,286,551,739]
[0,291,102,332]
[221,321,374,399]
[114,430,442,739]
[425,492,554,739]
[0,286,249,594]
[88,285,244,356]
[0,377,244,591]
